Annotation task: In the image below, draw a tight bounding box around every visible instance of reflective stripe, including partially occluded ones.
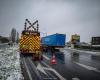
[20,34,41,53]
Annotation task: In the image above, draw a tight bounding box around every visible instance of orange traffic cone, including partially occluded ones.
[51,54,57,65]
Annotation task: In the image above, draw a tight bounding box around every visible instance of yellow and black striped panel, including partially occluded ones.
[33,35,41,54]
[29,35,40,50]
[19,35,29,50]
[29,37,35,51]
[19,34,41,53]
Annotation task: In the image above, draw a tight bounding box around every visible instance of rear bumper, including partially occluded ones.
[20,49,40,54]
[20,49,34,54]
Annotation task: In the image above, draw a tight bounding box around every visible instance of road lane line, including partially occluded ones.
[41,61,50,68]
[36,63,47,75]
[74,62,100,73]
[43,55,50,60]
[43,67,66,80]
[23,58,32,80]
[72,77,80,80]
[27,57,43,80]
[41,62,66,80]
[27,58,58,79]
[40,62,58,78]
[36,62,58,79]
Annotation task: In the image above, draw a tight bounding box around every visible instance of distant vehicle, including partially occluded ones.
[19,19,42,60]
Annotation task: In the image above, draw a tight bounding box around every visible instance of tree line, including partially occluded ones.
[0,28,19,43]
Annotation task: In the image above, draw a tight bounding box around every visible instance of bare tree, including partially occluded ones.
[11,28,16,43]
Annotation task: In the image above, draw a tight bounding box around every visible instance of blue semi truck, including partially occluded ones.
[41,33,66,52]
[41,33,66,47]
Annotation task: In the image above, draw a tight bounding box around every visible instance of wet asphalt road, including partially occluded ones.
[20,49,100,80]
[21,55,62,80]
[43,50,100,80]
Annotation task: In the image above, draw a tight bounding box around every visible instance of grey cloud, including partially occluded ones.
[0,0,100,42]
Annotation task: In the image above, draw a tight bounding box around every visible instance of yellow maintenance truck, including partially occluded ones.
[19,19,42,60]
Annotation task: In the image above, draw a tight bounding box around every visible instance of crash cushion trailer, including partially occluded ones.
[19,19,42,60]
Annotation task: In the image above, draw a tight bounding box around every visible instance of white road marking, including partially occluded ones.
[72,77,80,80]
[43,55,50,60]
[42,62,66,80]
[27,58,43,79]
[23,58,32,80]
[36,63,47,75]
[42,61,50,68]
[75,62,100,73]
[43,67,66,80]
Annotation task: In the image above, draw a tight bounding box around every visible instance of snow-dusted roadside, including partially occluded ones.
[0,45,23,80]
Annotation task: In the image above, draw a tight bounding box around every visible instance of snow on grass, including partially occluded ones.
[0,45,23,80]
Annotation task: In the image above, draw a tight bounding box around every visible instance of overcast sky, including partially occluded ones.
[0,0,100,42]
